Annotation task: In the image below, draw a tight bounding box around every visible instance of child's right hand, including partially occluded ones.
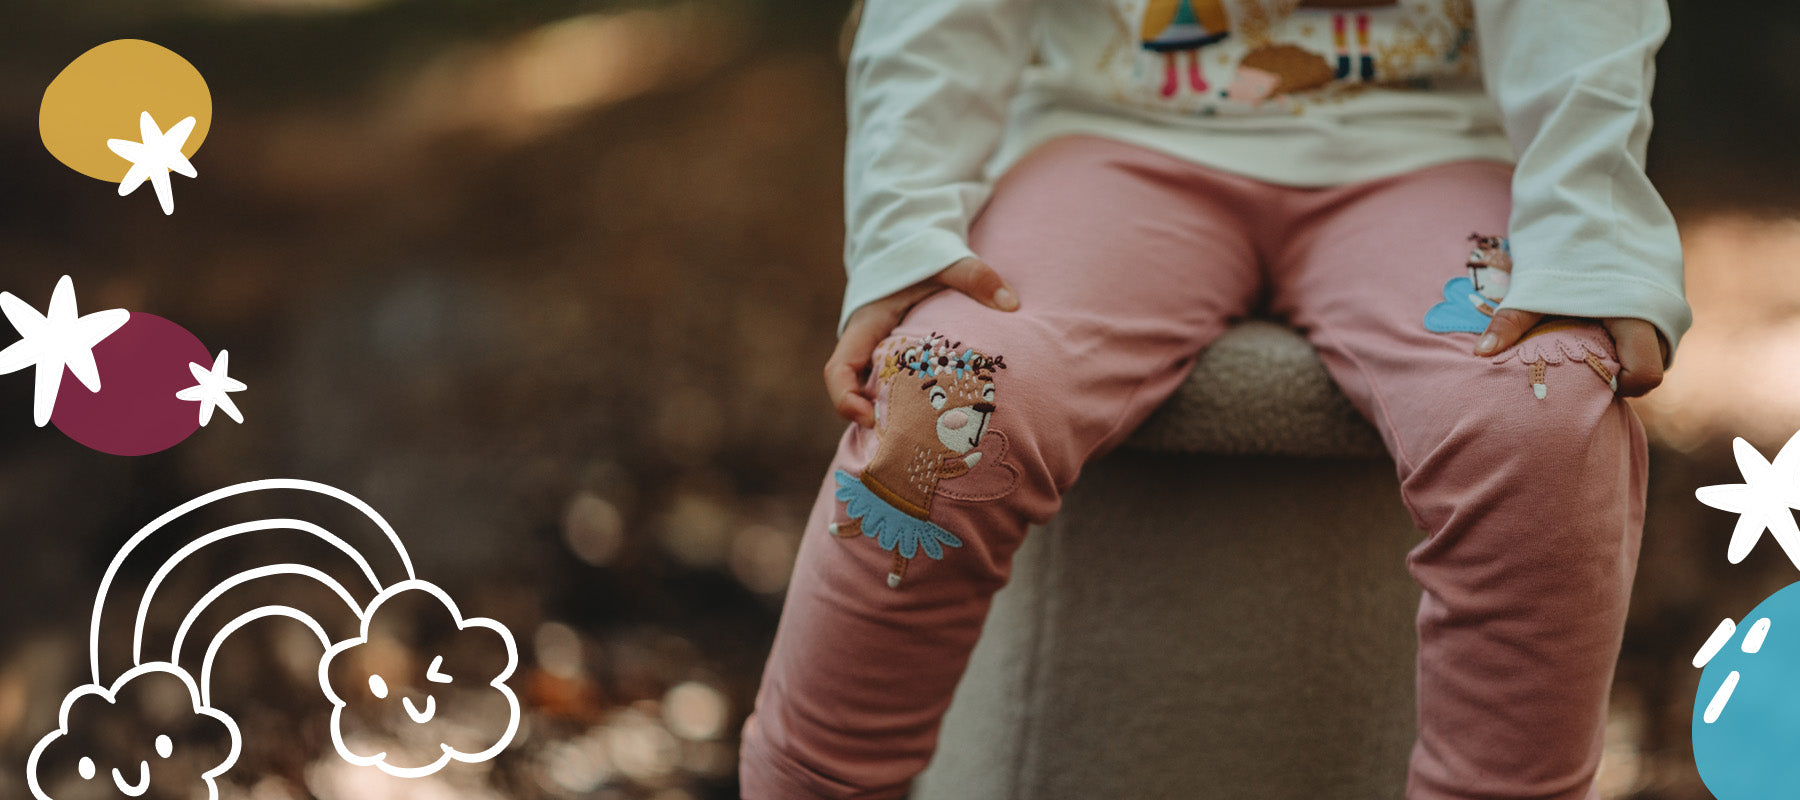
[825,256,1018,428]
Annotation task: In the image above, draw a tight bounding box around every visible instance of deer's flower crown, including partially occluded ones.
[883,333,1006,381]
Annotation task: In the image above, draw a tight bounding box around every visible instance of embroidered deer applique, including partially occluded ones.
[832,334,1006,588]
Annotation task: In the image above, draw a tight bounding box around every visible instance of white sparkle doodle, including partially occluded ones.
[0,274,128,427]
[107,111,198,216]
[1696,432,1800,569]
[26,479,521,800]
[174,349,246,426]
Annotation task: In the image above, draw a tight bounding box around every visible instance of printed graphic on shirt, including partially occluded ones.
[1138,0,1232,96]
[1423,233,1619,400]
[1109,0,1477,116]
[833,334,1009,588]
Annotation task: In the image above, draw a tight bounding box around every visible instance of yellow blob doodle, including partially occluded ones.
[39,40,211,182]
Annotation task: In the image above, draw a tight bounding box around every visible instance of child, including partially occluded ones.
[742,0,1687,797]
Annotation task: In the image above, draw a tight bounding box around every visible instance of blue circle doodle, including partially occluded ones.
[1693,580,1800,798]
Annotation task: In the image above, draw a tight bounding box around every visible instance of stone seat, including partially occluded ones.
[913,320,1423,800]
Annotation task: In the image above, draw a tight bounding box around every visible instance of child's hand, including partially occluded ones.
[1476,309,1669,397]
[825,257,1019,427]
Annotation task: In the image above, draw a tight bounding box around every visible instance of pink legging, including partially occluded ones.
[741,135,1648,800]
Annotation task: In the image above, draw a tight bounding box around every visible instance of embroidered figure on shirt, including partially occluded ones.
[1140,0,1232,97]
[1374,0,1476,80]
[1111,0,1475,114]
[1294,0,1397,81]
[1111,0,1479,117]
[833,334,1007,588]
[1424,233,1619,400]
[1222,43,1335,108]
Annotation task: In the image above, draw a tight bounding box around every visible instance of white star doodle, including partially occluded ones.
[1696,433,1800,569]
[107,111,198,216]
[0,275,130,427]
[175,349,246,426]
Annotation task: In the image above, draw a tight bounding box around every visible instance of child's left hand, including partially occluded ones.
[1476,310,1669,398]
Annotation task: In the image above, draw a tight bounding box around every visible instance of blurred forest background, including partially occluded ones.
[1,0,1798,798]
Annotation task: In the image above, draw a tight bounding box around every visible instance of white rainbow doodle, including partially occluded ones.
[26,479,520,800]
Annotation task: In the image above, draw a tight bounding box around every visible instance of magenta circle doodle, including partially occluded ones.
[52,312,210,456]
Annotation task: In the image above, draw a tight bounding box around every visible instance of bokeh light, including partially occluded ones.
[661,681,728,741]
[563,492,626,567]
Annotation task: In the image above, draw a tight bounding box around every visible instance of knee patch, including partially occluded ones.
[835,333,1017,588]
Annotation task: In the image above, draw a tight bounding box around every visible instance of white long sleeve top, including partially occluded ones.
[841,0,1691,357]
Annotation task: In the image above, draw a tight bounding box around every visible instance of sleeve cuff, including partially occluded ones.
[838,228,978,335]
[1499,269,1692,368]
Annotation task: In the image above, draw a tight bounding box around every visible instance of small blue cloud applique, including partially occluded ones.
[1423,276,1492,334]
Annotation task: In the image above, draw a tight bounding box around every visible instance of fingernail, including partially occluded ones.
[993,287,1018,311]
[1475,333,1498,355]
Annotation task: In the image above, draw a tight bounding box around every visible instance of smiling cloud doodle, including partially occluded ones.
[23,480,521,797]
[27,663,239,800]
[321,580,521,777]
